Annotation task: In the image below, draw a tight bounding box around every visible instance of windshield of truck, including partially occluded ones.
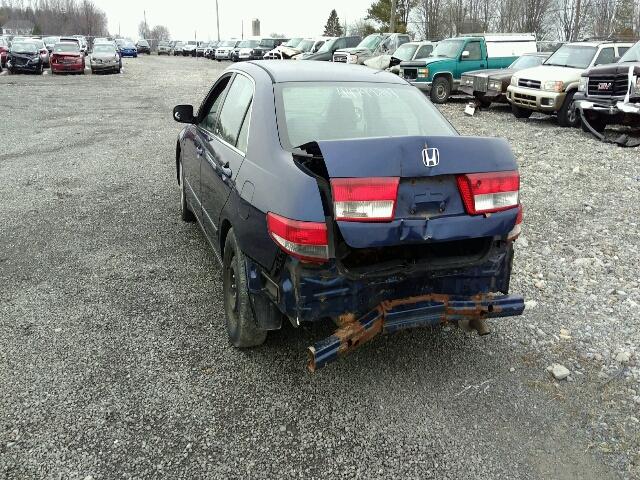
[296,39,314,52]
[393,43,418,61]
[510,54,547,69]
[238,40,259,48]
[619,42,640,62]
[222,40,237,47]
[544,45,597,69]
[357,34,384,51]
[430,39,464,58]
[276,82,456,150]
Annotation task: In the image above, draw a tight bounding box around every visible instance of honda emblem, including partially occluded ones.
[422,145,439,167]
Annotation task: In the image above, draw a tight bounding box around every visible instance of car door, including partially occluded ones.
[186,73,232,229]
[458,40,485,76]
[200,72,254,244]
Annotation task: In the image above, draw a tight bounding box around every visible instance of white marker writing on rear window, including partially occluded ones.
[336,87,400,99]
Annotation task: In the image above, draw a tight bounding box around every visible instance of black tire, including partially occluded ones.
[223,229,267,348]
[511,103,532,119]
[557,90,579,128]
[430,77,451,104]
[179,160,196,222]
[581,112,607,133]
[476,96,492,108]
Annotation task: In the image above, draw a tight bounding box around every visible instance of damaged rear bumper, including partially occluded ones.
[308,292,524,371]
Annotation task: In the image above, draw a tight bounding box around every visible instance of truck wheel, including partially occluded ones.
[557,91,580,128]
[223,229,268,348]
[581,112,607,134]
[179,160,196,222]
[511,103,532,119]
[430,77,451,104]
[476,95,492,108]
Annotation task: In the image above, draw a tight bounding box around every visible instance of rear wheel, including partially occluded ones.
[511,103,532,119]
[223,229,267,348]
[476,95,492,108]
[430,77,451,104]
[557,91,579,128]
[179,160,196,222]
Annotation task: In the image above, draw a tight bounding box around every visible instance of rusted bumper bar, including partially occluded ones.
[307,293,524,372]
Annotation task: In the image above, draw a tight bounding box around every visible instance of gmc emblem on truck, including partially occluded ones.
[422,145,440,167]
[598,82,612,90]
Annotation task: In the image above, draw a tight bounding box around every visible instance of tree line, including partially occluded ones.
[1,0,109,37]
[337,0,640,41]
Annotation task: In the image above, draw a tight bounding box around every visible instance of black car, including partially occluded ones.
[247,38,288,60]
[459,52,551,107]
[136,39,151,55]
[7,39,45,74]
[172,61,525,371]
[576,41,640,136]
[304,36,362,61]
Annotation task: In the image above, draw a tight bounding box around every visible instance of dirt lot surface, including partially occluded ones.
[1,56,638,479]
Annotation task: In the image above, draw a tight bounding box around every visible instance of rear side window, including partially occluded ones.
[215,74,253,149]
[617,46,629,57]
[595,47,614,66]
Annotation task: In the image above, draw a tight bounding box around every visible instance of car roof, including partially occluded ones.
[568,41,632,47]
[238,60,407,84]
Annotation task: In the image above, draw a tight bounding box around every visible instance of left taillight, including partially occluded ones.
[331,177,399,222]
[267,212,329,263]
[456,171,520,215]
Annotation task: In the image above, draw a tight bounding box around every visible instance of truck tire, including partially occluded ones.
[223,229,268,348]
[511,103,532,119]
[430,77,451,104]
[581,112,607,134]
[557,91,580,128]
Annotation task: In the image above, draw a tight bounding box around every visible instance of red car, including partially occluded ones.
[50,42,85,74]
[0,37,9,68]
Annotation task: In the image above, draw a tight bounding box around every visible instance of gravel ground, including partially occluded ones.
[0,56,638,480]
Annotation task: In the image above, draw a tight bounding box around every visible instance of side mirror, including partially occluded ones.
[173,105,195,124]
[461,51,470,59]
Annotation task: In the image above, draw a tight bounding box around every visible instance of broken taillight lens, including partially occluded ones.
[508,204,523,240]
[331,177,400,222]
[267,212,329,263]
[456,171,520,215]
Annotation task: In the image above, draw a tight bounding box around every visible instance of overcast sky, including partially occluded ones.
[91,0,372,40]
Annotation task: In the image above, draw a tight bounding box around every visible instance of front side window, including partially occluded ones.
[415,44,433,59]
[464,42,482,60]
[199,76,231,133]
[276,82,456,150]
[215,75,253,148]
[595,47,615,66]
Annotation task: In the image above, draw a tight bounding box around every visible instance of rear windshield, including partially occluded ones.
[544,45,597,69]
[54,43,80,53]
[276,82,456,150]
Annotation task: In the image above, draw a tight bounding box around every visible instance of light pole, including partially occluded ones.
[389,0,397,32]
[215,0,220,41]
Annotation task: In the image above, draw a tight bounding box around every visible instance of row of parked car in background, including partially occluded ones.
[0,34,157,75]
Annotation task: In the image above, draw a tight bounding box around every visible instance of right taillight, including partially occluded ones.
[456,171,520,215]
[267,212,329,263]
[331,177,400,222]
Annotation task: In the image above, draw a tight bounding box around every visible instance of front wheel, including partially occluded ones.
[430,77,451,104]
[557,91,579,128]
[223,229,267,348]
[511,103,532,119]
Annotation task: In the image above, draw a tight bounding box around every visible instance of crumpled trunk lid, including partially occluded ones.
[316,135,519,249]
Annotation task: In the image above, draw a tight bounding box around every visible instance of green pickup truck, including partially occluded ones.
[400,34,537,103]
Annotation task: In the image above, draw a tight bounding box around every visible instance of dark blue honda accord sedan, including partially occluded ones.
[173,61,525,371]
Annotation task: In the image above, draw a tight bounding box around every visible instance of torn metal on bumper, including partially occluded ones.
[307,292,524,372]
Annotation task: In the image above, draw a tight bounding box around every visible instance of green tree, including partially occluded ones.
[323,9,344,36]
[366,0,416,33]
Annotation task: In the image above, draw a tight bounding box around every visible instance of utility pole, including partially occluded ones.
[215,0,220,41]
[143,10,148,38]
[241,20,244,39]
[389,0,397,32]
